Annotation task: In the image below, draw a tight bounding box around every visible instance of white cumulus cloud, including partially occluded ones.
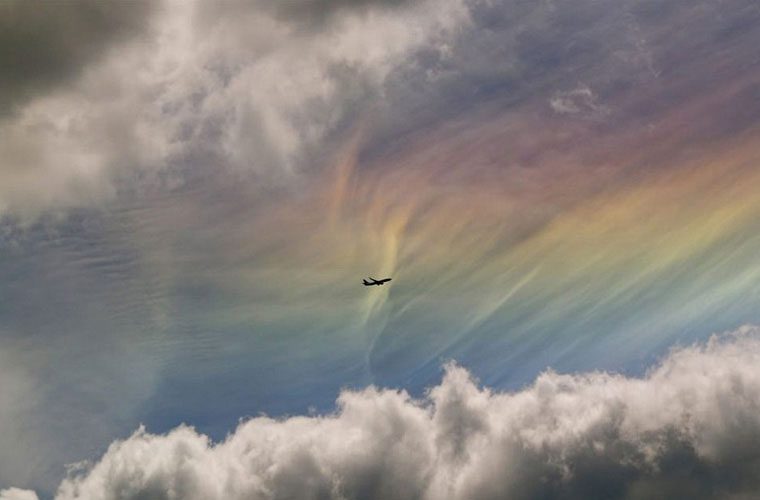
[32,326,760,499]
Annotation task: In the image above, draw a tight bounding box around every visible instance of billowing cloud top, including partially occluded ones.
[4,327,759,499]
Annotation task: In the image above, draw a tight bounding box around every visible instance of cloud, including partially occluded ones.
[0,0,469,217]
[0,489,38,500]
[3,0,760,218]
[27,326,760,499]
[233,0,420,25]
[549,85,610,119]
[0,0,152,115]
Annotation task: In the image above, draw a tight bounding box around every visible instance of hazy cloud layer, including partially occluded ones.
[37,327,760,499]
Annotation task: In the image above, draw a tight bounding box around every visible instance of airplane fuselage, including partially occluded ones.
[363,277,392,286]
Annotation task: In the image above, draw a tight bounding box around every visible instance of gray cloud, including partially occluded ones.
[2,0,760,217]
[30,326,760,499]
[0,0,469,216]
[205,0,420,27]
[0,0,153,115]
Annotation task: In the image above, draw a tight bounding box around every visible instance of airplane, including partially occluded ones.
[363,277,392,286]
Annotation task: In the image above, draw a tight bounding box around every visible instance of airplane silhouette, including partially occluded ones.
[363,277,392,286]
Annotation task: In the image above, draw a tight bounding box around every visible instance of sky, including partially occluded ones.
[2,0,760,498]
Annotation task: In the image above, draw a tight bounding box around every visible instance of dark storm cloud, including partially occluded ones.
[20,328,760,500]
[244,0,419,25]
[0,0,153,115]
